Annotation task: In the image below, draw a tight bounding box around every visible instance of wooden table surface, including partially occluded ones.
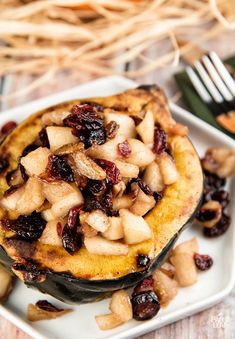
[0,31,235,339]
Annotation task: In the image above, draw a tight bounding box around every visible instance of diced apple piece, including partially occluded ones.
[113,181,126,198]
[86,135,125,160]
[41,110,70,126]
[113,194,135,210]
[136,110,155,145]
[120,209,152,244]
[170,253,197,287]
[102,217,124,240]
[199,200,222,228]
[84,236,128,256]
[130,189,155,216]
[113,184,139,210]
[114,160,139,178]
[15,178,44,215]
[95,313,123,330]
[110,290,133,322]
[36,200,51,213]
[41,208,55,222]
[81,222,98,238]
[172,237,199,256]
[1,186,25,211]
[160,262,176,279]
[125,139,155,167]
[70,152,106,180]
[84,210,110,232]
[143,161,165,192]
[27,303,72,322]
[152,270,178,307]
[51,191,84,218]
[104,112,136,138]
[156,153,179,185]
[43,182,78,204]
[46,126,78,152]
[39,219,65,246]
[20,147,51,176]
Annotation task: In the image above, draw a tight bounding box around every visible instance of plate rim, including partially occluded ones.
[0,75,234,339]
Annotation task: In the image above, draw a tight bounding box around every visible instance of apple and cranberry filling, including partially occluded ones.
[1,102,184,255]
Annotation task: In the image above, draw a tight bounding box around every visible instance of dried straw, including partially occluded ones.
[0,0,234,101]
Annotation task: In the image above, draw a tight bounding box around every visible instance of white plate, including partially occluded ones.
[0,76,234,339]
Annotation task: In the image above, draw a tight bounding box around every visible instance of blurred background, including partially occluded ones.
[0,0,235,110]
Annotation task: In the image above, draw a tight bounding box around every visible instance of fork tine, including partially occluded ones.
[202,55,234,102]
[209,51,235,97]
[186,66,212,103]
[194,60,224,103]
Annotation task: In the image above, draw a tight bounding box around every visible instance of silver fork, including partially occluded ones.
[186,51,235,134]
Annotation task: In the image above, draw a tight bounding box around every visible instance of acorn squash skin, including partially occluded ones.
[0,230,189,304]
[0,85,203,304]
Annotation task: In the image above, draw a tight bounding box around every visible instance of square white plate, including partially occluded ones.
[0,76,234,339]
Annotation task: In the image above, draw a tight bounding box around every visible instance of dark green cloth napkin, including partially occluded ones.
[174,56,235,140]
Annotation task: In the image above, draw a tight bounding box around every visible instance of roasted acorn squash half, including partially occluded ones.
[0,85,203,304]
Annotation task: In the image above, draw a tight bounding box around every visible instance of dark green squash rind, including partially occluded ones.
[0,194,202,304]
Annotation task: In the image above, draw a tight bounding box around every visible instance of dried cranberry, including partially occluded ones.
[4,212,46,240]
[204,171,226,189]
[153,127,167,154]
[46,155,74,182]
[39,128,49,148]
[131,291,160,321]
[204,213,230,237]
[196,209,217,222]
[68,205,82,228]
[19,163,28,181]
[130,115,142,126]
[0,157,9,174]
[62,205,82,254]
[102,185,113,215]
[86,179,107,195]
[1,121,17,135]
[63,104,106,148]
[118,140,131,158]
[62,224,82,254]
[67,104,104,130]
[133,276,153,296]
[81,101,104,112]
[83,187,113,216]
[83,194,104,212]
[134,178,153,195]
[97,159,121,185]
[194,253,213,271]
[211,190,230,208]
[105,121,119,139]
[137,254,150,268]
[36,300,61,312]
[153,192,163,202]
[22,144,38,157]
[57,222,62,237]
[73,128,106,149]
